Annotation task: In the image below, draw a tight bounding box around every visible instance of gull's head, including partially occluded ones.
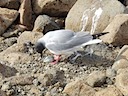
[35,42,45,54]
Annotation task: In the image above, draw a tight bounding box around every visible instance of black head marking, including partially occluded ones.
[35,42,45,54]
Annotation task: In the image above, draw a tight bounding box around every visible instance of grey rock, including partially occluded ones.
[1,83,11,91]
[106,68,116,78]
[45,68,65,84]
[3,75,34,86]
[32,15,60,34]
[112,45,128,71]
[0,63,17,78]
[38,73,53,86]
[32,0,77,17]
[33,79,40,86]
[63,79,96,96]
[0,90,7,96]
[4,37,17,46]
[38,68,65,87]
[0,8,19,35]
[115,69,128,95]
[0,44,33,64]
[17,31,43,45]
[100,14,128,46]
[19,0,33,30]
[0,0,20,10]
[2,24,26,38]
[43,56,54,63]
[29,86,41,95]
[6,89,15,96]
[86,70,106,87]
[65,0,125,33]
[95,85,123,96]
[124,6,128,14]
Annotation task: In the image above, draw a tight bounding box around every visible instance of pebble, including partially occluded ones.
[21,91,26,95]
[32,69,37,74]
[1,83,11,91]
[106,68,116,78]
[33,79,40,86]
[43,56,54,63]
[6,89,14,95]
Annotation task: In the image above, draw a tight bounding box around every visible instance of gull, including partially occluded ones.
[35,29,106,64]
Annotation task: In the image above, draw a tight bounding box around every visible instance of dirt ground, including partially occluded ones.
[0,35,120,95]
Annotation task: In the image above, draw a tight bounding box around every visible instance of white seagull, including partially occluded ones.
[35,29,105,64]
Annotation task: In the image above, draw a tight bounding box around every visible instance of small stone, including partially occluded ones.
[2,29,19,38]
[106,68,116,78]
[32,69,37,74]
[16,73,20,76]
[0,90,7,96]
[45,92,51,96]
[86,71,106,87]
[38,73,53,86]
[6,89,14,96]
[0,63,17,78]
[45,68,65,84]
[106,77,115,85]
[30,86,41,95]
[43,56,54,63]
[4,37,17,46]
[33,79,40,86]
[58,87,63,92]
[1,83,11,91]
[21,91,26,95]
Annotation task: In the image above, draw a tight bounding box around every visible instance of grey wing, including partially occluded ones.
[45,30,75,43]
[45,32,93,52]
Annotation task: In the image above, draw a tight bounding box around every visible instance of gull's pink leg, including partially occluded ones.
[50,55,61,64]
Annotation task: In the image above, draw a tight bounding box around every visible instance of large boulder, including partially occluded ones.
[0,8,19,35]
[0,44,32,64]
[32,15,60,34]
[32,0,77,17]
[112,45,128,71]
[17,31,43,44]
[115,69,128,95]
[63,79,96,96]
[0,0,20,10]
[65,0,125,34]
[19,0,32,30]
[0,31,43,64]
[100,14,128,46]
[95,85,123,96]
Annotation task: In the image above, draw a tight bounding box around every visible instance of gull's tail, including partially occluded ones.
[92,32,109,39]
